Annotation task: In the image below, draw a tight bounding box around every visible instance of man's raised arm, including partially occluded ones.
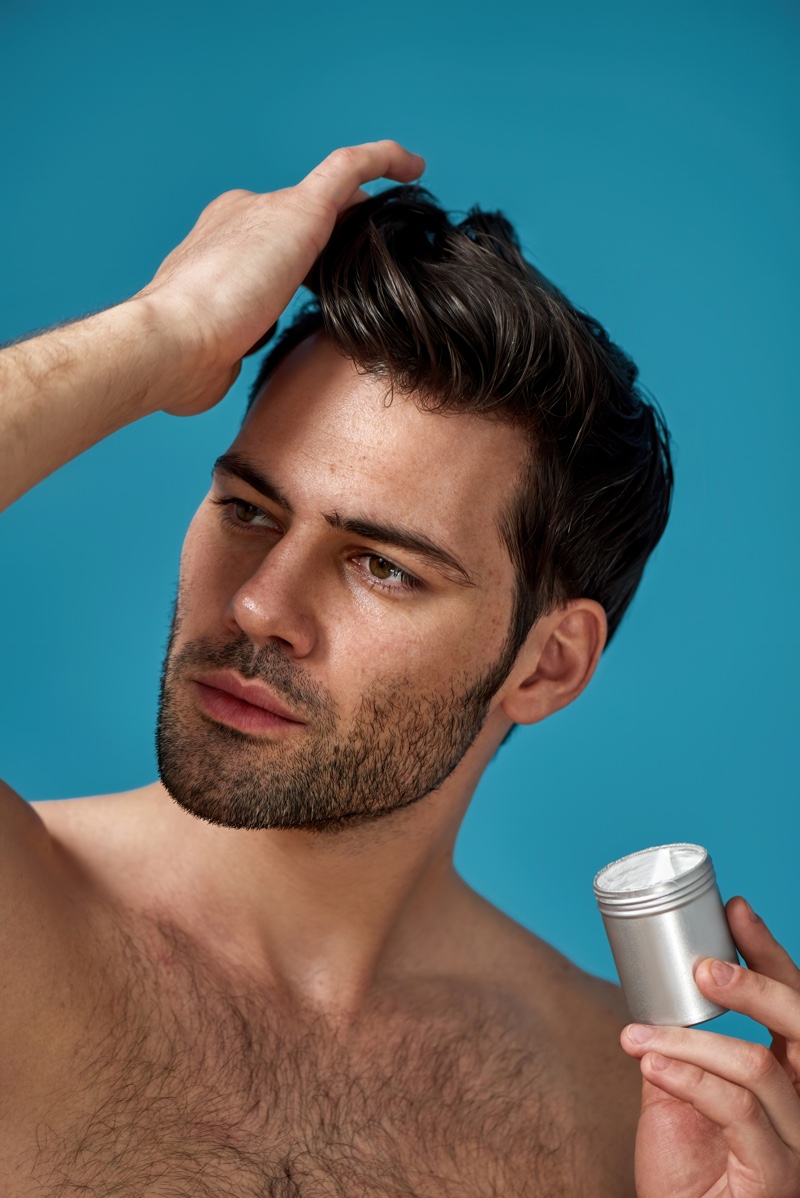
[0,141,424,512]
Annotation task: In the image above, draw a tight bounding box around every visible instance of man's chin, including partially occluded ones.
[159,772,427,835]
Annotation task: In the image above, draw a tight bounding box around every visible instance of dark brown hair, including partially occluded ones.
[248,186,673,655]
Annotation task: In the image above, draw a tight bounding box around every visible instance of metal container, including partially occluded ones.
[593,843,738,1026]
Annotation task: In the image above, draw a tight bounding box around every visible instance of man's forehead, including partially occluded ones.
[237,335,526,558]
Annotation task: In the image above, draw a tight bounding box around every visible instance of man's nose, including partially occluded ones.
[224,536,320,658]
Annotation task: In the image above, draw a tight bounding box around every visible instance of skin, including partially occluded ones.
[1,141,798,1194]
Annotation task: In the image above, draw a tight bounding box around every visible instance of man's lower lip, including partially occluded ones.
[190,681,304,734]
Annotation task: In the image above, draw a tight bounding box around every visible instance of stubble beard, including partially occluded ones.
[156,598,518,833]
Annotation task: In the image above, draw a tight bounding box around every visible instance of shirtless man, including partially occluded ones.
[2,141,799,1197]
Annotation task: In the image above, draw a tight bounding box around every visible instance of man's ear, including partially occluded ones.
[500,599,607,726]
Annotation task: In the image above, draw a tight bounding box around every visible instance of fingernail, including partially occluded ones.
[627,1024,655,1044]
[649,1052,671,1071]
[744,900,761,923]
[710,959,735,985]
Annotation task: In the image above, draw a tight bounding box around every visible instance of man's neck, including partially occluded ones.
[140,744,491,1018]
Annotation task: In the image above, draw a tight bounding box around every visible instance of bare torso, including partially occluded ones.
[0,782,639,1196]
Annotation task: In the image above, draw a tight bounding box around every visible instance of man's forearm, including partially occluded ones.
[0,298,181,512]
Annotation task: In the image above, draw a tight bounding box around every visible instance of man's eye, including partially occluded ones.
[361,555,419,591]
[232,500,265,524]
[211,495,279,530]
[368,556,398,580]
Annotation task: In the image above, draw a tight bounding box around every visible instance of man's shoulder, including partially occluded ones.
[27,781,167,891]
[29,780,162,836]
[0,775,81,916]
[453,879,629,1026]
[0,774,48,847]
[446,882,641,1165]
[0,778,113,1107]
[0,780,162,1022]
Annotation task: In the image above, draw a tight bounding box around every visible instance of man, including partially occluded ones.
[1,141,799,1196]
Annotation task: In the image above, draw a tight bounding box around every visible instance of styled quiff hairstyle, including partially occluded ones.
[248,186,673,656]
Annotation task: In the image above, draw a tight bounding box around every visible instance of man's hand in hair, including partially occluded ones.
[137,141,425,417]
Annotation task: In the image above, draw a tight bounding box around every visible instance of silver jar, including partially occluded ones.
[593,843,739,1026]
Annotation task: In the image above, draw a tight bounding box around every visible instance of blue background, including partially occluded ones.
[1,0,797,1045]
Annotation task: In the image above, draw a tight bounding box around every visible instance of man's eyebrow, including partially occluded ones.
[212,452,294,513]
[212,451,475,587]
[324,511,476,587]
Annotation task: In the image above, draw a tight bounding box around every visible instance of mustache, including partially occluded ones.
[170,634,333,721]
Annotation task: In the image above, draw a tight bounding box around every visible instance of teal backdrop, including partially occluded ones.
[1,0,797,1046]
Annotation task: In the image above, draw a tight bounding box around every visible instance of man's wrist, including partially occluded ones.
[125,289,238,418]
[117,293,206,419]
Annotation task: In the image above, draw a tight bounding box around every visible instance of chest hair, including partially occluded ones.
[15,914,581,1197]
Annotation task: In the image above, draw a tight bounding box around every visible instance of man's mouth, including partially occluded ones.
[189,670,306,735]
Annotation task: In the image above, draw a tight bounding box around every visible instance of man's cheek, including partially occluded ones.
[179,542,243,623]
[338,634,457,702]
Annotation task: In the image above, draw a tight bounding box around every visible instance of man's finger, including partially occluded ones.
[639,1053,800,1193]
[694,958,800,1044]
[301,141,425,210]
[623,1022,800,1153]
[726,896,800,992]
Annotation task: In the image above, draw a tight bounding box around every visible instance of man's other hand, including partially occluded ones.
[137,141,425,417]
[621,897,800,1197]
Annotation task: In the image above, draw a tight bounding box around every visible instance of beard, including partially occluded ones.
[156,598,518,833]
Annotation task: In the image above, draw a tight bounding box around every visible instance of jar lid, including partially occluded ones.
[594,843,715,915]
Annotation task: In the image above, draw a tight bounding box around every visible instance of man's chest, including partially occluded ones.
[5,923,583,1196]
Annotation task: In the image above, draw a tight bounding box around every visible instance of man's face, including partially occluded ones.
[157,335,526,831]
